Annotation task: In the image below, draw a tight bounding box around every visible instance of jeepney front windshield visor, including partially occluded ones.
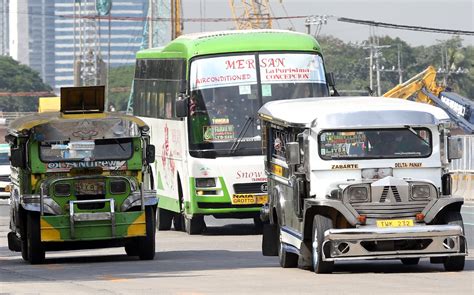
[318,128,432,160]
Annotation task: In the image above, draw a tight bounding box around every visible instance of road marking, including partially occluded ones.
[98,275,128,282]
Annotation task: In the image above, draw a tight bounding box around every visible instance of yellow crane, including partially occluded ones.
[383,66,473,133]
[229,0,273,29]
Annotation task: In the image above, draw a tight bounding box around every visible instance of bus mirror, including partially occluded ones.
[448,137,463,160]
[326,72,336,87]
[286,142,300,165]
[10,148,25,168]
[176,98,188,118]
[146,144,155,164]
[180,80,188,94]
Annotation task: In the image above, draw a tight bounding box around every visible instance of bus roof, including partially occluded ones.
[259,96,450,129]
[8,111,147,133]
[136,30,322,59]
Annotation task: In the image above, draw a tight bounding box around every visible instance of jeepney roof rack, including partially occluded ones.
[60,85,105,114]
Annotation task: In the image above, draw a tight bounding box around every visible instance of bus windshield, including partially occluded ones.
[318,128,432,160]
[189,52,328,156]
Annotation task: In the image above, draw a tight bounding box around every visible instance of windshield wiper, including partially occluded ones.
[404,125,430,145]
[229,116,254,155]
[114,138,126,151]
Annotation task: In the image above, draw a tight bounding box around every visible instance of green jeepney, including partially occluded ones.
[6,86,157,264]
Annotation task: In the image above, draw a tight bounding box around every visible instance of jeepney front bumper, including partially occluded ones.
[322,224,467,261]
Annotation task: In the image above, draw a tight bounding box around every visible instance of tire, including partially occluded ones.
[262,223,278,256]
[156,207,174,231]
[254,217,264,234]
[184,215,205,235]
[124,240,139,256]
[312,214,334,274]
[173,213,184,231]
[278,226,298,268]
[442,211,465,271]
[21,237,28,261]
[26,212,45,264]
[138,206,156,260]
[401,258,420,265]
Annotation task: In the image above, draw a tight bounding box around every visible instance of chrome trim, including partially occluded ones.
[69,198,116,239]
[20,194,62,215]
[120,189,157,212]
[322,224,467,261]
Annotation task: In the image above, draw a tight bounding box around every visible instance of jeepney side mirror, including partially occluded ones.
[146,144,155,164]
[10,147,25,168]
[286,142,301,165]
[176,97,188,118]
[447,137,463,160]
[325,72,340,96]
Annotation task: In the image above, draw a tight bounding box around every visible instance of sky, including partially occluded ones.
[182,0,473,46]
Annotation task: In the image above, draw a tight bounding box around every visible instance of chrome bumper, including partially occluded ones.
[322,224,467,261]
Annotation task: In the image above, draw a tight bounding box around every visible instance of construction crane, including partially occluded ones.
[229,0,273,29]
[383,66,474,134]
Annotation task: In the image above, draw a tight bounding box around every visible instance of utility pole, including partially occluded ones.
[364,26,390,96]
[397,44,403,83]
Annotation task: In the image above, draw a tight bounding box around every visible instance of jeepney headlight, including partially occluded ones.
[348,186,369,203]
[195,178,216,188]
[411,185,430,200]
[54,183,70,197]
[110,180,127,194]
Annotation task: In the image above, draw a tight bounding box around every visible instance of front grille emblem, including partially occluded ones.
[380,186,401,203]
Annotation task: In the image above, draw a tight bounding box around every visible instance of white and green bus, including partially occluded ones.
[132,30,331,234]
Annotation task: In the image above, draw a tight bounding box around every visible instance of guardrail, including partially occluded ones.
[450,135,473,201]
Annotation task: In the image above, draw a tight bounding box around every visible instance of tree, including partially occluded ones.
[0,56,52,112]
[108,65,135,111]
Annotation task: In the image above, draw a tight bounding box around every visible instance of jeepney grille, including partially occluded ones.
[0,175,10,182]
[233,182,267,194]
[351,200,430,219]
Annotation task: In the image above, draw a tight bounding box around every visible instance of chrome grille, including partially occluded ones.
[233,182,267,194]
[351,200,430,219]
[0,175,10,182]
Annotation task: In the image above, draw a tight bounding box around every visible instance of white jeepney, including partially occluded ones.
[259,96,467,273]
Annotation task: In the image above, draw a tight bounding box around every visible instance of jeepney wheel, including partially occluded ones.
[26,212,45,264]
[138,206,156,260]
[442,211,465,271]
[401,258,420,265]
[21,224,28,261]
[184,215,206,235]
[312,214,334,274]
[124,240,139,256]
[277,225,298,268]
[157,207,174,231]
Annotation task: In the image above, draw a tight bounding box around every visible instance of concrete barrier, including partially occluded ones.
[452,172,474,201]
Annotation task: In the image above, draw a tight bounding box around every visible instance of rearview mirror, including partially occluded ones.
[10,148,25,168]
[146,144,155,164]
[286,142,300,165]
[176,97,188,118]
[448,137,463,160]
[325,72,336,87]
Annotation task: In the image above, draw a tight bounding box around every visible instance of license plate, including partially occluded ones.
[231,194,268,205]
[376,219,414,228]
[75,181,105,195]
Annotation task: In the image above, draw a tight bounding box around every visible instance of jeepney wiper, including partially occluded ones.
[404,125,430,145]
[229,116,254,155]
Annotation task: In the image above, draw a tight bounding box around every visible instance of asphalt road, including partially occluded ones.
[0,202,473,294]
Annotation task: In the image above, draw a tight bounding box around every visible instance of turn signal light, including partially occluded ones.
[5,184,12,193]
[357,215,367,224]
[416,213,425,221]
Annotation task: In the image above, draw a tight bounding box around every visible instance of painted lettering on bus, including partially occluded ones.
[394,162,422,168]
[260,57,285,68]
[331,164,359,169]
[225,58,255,70]
[236,170,266,181]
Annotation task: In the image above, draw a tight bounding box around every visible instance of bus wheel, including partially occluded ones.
[312,214,334,274]
[157,207,173,231]
[253,217,264,234]
[262,223,278,256]
[278,225,298,268]
[184,215,205,235]
[26,212,45,264]
[138,206,156,260]
[442,211,465,271]
[173,213,184,231]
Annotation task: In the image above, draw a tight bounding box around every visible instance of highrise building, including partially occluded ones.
[0,0,9,55]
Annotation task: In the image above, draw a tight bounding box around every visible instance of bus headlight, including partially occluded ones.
[195,178,216,188]
[411,185,431,200]
[348,186,369,203]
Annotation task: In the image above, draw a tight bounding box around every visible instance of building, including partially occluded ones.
[6,0,148,93]
[0,0,9,55]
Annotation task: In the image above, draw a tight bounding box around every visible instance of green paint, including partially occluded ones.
[156,170,164,190]
[157,194,180,212]
[42,211,145,241]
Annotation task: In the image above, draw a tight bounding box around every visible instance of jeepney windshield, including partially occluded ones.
[318,128,432,160]
[189,52,328,157]
[40,138,133,162]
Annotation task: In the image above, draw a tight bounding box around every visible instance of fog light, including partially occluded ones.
[357,215,367,224]
[416,213,425,221]
[197,190,204,196]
